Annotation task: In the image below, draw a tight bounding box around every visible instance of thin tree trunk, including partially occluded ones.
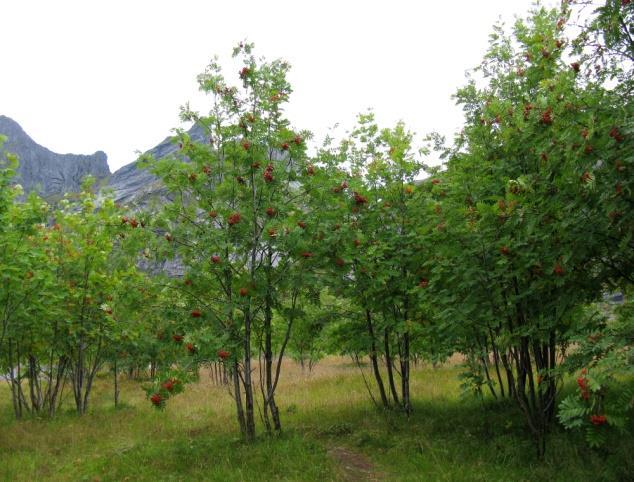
[366,310,389,409]
[263,251,282,433]
[401,330,411,416]
[243,311,256,441]
[384,328,400,406]
[232,360,247,437]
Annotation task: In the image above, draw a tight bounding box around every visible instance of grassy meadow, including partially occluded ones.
[0,358,632,481]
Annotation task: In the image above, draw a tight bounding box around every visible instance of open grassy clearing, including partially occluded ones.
[0,357,632,481]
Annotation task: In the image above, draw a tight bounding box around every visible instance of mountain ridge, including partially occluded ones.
[0,115,110,197]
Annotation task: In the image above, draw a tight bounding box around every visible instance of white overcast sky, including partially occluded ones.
[1,0,551,172]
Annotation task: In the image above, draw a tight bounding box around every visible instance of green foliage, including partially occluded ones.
[558,297,634,446]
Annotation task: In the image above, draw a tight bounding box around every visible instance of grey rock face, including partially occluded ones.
[107,123,206,206]
[0,115,110,197]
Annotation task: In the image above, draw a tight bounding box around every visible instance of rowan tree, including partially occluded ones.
[144,43,313,439]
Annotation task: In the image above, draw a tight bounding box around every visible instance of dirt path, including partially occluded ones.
[327,446,383,481]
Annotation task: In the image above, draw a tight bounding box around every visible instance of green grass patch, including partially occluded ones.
[0,360,631,481]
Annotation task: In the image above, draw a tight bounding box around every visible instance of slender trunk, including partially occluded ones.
[17,342,25,417]
[48,357,67,417]
[384,328,400,406]
[501,352,516,398]
[366,310,389,408]
[232,360,247,437]
[477,337,497,400]
[264,251,282,433]
[8,340,20,419]
[400,331,411,416]
[488,328,506,398]
[243,311,256,441]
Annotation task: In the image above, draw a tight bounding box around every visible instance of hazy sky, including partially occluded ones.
[1,0,548,172]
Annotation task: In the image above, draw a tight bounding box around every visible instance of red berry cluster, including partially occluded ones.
[609,127,624,143]
[218,349,230,361]
[541,107,553,125]
[553,262,565,276]
[162,378,178,393]
[615,183,623,195]
[590,414,607,426]
[577,369,590,400]
[353,192,368,205]
[263,164,274,183]
[523,103,533,119]
[122,217,142,228]
[580,171,592,184]
[191,310,202,318]
[228,212,241,226]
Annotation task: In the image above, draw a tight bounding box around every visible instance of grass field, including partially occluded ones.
[0,358,632,481]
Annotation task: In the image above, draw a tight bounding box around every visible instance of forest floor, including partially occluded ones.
[0,357,632,481]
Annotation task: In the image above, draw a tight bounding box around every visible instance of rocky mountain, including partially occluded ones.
[107,124,205,206]
[0,115,110,197]
[0,115,207,208]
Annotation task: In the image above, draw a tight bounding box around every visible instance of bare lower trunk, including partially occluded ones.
[242,310,256,442]
[400,331,411,416]
[384,328,400,406]
[366,310,389,409]
[263,262,282,434]
[232,360,247,437]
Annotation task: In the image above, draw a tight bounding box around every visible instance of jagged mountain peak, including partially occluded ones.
[0,115,110,197]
